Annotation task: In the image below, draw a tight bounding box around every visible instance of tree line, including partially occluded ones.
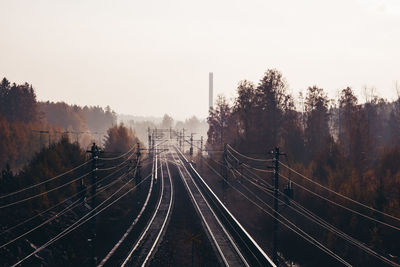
[206,69,400,263]
[0,77,117,170]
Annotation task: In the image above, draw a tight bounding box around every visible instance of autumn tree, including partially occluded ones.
[104,123,141,153]
[207,95,232,149]
[254,69,291,151]
[233,80,256,143]
[0,78,38,123]
[304,86,330,161]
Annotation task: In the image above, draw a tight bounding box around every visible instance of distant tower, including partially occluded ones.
[209,72,213,110]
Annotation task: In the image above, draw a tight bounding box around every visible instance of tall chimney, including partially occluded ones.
[209,72,213,110]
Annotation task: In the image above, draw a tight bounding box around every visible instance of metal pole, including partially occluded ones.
[273,147,280,264]
[222,143,228,203]
[190,133,193,160]
[86,143,99,267]
[182,128,185,153]
[136,142,142,189]
[200,136,203,172]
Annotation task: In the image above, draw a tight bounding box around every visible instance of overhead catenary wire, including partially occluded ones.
[278,173,400,231]
[234,155,400,231]
[0,171,93,209]
[225,150,274,173]
[98,154,156,267]
[208,144,400,264]
[11,167,156,267]
[0,159,135,242]
[96,149,137,171]
[0,161,137,249]
[279,161,400,224]
[98,143,137,161]
[227,144,274,162]
[0,159,93,200]
[228,152,400,230]
[1,155,145,237]
[227,161,399,266]
[202,157,352,266]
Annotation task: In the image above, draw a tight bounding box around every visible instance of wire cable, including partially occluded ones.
[228,164,399,266]
[0,156,142,236]
[98,155,154,267]
[278,173,400,231]
[202,158,352,266]
[0,149,137,209]
[1,159,135,237]
[98,144,137,161]
[227,144,274,162]
[0,171,93,209]
[0,162,135,249]
[11,167,156,267]
[0,159,92,199]
[279,162,400,225]
[97,150,136,171]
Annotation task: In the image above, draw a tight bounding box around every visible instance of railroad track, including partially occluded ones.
[97,153,158,267]
[120,143,174,267]
[169,146,250,266]
[172,145,275,267]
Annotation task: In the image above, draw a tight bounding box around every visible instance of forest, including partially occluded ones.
[0,77,143,265]
[204,69,400,265]
[0,77,117,171]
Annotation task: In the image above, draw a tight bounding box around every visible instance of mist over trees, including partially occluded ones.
[206,69,400,261]
[0,77,117,170]
[104,123,142,153]
[119,113,208,146]
[0,78,142,265]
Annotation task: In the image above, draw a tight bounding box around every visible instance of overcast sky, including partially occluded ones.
[0,0,399,119]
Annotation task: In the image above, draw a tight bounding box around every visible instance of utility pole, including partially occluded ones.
[272,147,283,265]
[179,131,182,150]
[200,136,203,172]
[190,133,194,161]
[135,142,142,190]
[86,142,100,267]
[222,144,228,203]
[182,128,185,153]
[148,128,152,159]
[151,132,155,157]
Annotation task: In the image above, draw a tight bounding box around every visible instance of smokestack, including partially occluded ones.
[209,72,213,109]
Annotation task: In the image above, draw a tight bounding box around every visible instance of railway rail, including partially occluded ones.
[121,144,174,267]
[173,145,275,267]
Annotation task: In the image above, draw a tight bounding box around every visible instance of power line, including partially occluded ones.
[0,159,133,238]
[98,144,137,161]
[11,167,157,267]
[227,144,274,162]
[202,157,352,266]
[96,150,136,171]
[0,171,93,209]
[0,149,137,209]
[0,159,92,199]
[227,167,353,266]
[98,154,155,267]
[228,163,398,266]
[0,162,135,250]
[278,173,400,231]
[225,150,274,173]
[279,162,400,225]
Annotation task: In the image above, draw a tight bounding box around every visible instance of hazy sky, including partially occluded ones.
[1,0,399,119]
